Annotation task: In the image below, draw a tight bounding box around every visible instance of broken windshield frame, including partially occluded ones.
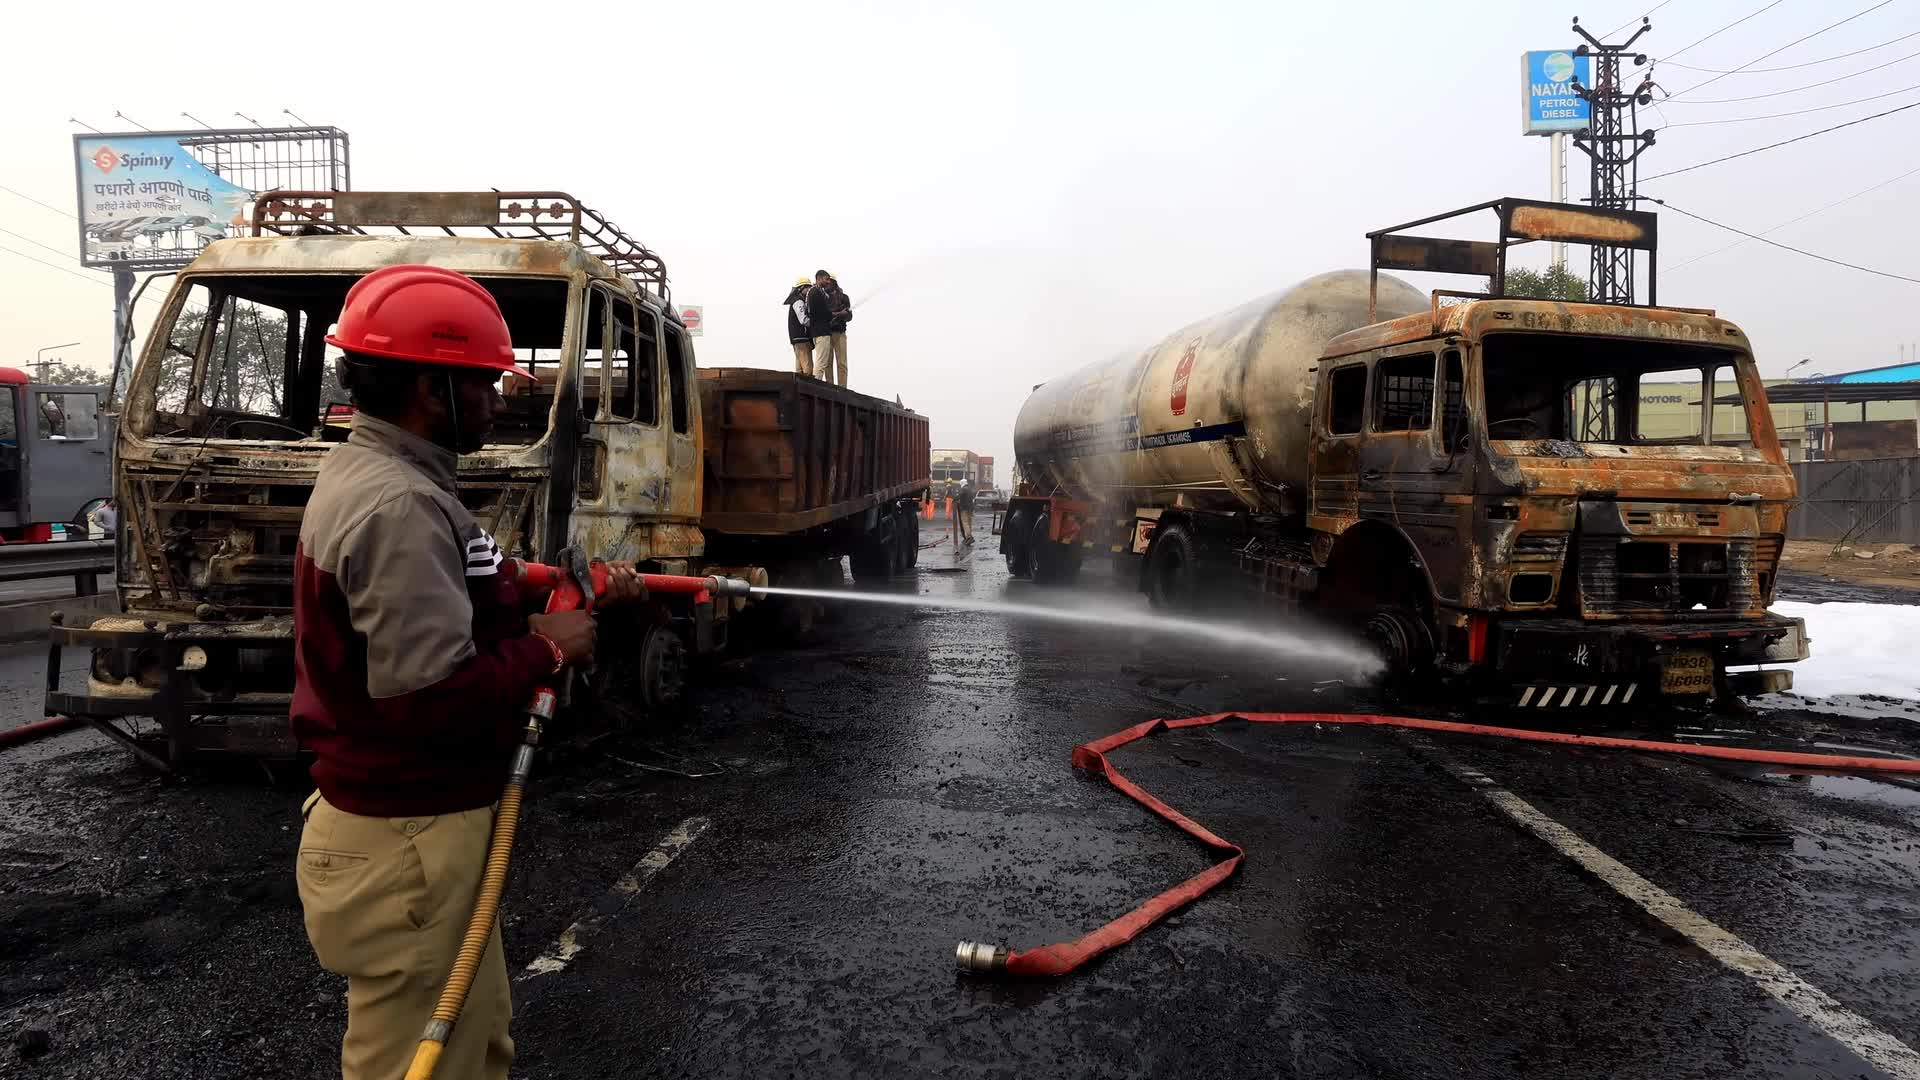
[126,272,576,448]
[1478,333,1758,448]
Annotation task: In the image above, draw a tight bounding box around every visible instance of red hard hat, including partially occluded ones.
[325,264,529,377]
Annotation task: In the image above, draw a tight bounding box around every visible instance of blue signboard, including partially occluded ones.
[1521,49,1592,135]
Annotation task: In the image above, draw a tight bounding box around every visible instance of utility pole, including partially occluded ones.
[1571,16,1655,304]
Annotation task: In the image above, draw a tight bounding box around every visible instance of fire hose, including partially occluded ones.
[404,550,754,1080]
[954,710,1920,980]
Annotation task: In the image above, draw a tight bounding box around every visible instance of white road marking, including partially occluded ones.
[1437,759,1920,1080]
[520,815,711,979]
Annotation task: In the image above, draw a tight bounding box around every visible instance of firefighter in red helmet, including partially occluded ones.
[290,265,641,1079]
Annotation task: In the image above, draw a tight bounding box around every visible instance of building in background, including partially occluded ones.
[930,448,984,488]
[978,456,995,489]
[1636,366,1920,461]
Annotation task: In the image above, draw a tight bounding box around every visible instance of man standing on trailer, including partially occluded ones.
[784,276,814,374]
[807,269,838,385]
[290,264,642,1080]
[825,275,852,387]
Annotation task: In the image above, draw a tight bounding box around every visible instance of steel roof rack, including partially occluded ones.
[1365,197,1657,319]
[251,190,669,297]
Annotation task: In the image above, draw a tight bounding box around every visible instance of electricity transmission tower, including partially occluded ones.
[1572,16,1655,305]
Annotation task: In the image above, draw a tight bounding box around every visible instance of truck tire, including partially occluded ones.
[1029,511,1082,584]
[851,511,899,583]
[1004,508,1034,578]
[589,621,687,730]
[902,510,920,568]
[1145,522,1200,609]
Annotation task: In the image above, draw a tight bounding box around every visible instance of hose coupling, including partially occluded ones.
[954,940,1008,977]
[705,575,756,599]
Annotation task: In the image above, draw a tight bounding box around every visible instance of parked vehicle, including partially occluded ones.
[0,368,112,543]
[46,190,928,769]
[999,198,1807,706]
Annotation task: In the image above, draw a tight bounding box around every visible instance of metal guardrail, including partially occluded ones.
[0,539,114,593]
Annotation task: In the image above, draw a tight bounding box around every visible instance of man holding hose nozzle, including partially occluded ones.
[289,265,644,1080]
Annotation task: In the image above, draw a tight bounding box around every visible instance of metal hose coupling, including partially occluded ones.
[954,940,1009,977]
[704,575,757,599]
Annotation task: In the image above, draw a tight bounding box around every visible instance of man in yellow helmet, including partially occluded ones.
[784,276,814,373]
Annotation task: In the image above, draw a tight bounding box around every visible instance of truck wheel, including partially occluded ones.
[1146,523,1199,609]
[902,510,920,568]
[852,513,899,583]
[1003,508,1034,577]
[595,623,687,730]
[1361,606,1434,702]
[1029,511,1061,584]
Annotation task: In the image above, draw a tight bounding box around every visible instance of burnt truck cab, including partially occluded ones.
[1312,199,1806,704]
[47,191,725,768]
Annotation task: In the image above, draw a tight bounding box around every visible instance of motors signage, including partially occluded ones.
[1520,49,1592,135]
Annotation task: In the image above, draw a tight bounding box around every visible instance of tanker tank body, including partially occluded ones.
[1001,269,1427,592]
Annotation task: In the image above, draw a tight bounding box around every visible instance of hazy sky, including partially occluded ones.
[3,0,1917,471]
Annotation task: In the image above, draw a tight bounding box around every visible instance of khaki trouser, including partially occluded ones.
[830,333,848,387]
[792,342,814,374]
[297,793,513,1080]
[812,335,845,387]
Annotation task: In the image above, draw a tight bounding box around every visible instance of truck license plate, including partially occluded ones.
[1659,651,1714,695]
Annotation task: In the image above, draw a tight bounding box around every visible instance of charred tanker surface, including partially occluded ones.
[1000,198,1807,707]
[49,191,928,768]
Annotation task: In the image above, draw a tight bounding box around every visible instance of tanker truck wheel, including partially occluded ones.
[1145,523,1200,609]
[1004,508,1034,578]
[1029,511,1067,584]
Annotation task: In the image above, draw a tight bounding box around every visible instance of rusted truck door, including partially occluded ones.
[569,283,668,560]
[1359,346,1471,603]
[660,320,702,520]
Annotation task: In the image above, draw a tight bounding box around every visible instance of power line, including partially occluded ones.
[1649,198,1920,284]
[1666,164,1920,271]
[0,243,108,287]
[1661,27,1920,72]
[1660,81,1920,126]
[1660,45,1920,103]
[1662,0,1787,63]
[0,225,75,261]
[1640,97,1920,180]
[1670,0,1898,98]
[0,184,76,220]
[1607,0,1677,39]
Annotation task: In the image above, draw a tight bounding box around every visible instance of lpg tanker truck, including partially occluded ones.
[1000,198,1808,707]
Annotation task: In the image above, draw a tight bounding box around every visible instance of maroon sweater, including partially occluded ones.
[290,414,553,817]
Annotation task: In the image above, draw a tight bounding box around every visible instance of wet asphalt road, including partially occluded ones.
[2,517,1919,1078]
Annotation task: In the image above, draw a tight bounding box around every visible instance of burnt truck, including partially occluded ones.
[1000,199,1808,707]
[47,191,928,769]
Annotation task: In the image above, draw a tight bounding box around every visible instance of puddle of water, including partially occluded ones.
[1805,773,1920,812]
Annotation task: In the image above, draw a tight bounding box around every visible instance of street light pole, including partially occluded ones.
[33,341,82,377]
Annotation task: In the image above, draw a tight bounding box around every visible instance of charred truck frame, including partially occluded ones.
[48,192,928,768]
[1001,199,1807,706]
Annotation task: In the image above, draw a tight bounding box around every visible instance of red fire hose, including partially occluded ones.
[0,715,84,749]
[954,710,1920,979]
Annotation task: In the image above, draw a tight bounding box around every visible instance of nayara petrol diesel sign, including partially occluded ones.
[1521,49,1593,135]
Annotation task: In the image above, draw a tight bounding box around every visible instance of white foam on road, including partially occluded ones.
[1438,756,1920,1080]
[1766,600,1920,701]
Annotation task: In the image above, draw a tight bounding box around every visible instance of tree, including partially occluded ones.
[1502,264,1590,302]
[30,361,108,386]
